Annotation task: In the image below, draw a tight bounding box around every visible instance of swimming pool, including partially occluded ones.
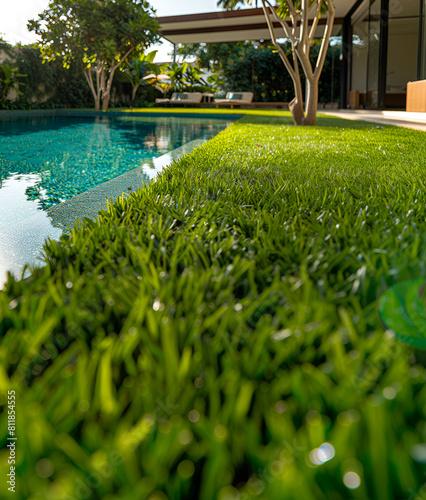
[0,112,235,284]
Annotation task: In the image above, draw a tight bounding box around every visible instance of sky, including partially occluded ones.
[0,0,222,62]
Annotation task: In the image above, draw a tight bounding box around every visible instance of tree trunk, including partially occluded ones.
[83,68,101,111]
[131,84,139,106]
[259,0,334,127]
[288,70,305,126]
[102,67,116,111]
[289,98,305,126]
[303,78,319,126]
[101,93,110,111]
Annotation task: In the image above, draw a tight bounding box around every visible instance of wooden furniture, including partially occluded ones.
[349,90,359,109]
[155,91,288,109]
[201,93,214,103]
[385,93,406,109]
[214,92,254,108]
[406,80,426,112]
[155,92,203,107]
[155,92,179,105]
[202,101,288,109]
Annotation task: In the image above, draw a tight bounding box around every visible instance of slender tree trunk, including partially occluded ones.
[289,98,305,125]
[83,68,101,111]
[84,48,135,112]
[101,95,110,111]
[102,67,116,111]
[303,78,319,125]
[259,0,334,126]
[289,78,305,126]
[94,67,101,111]
[131,84,139,103]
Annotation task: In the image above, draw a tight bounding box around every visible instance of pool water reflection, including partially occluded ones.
[0,114,232,223]
[0,113,235,284]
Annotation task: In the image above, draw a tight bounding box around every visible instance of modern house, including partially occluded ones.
[157,0,426,111]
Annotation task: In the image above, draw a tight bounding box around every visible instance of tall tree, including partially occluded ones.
[218,0,335,125]
[28,0,159,111]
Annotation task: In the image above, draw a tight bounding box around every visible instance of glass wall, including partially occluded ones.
[351,0,369,106]
[351,0,381,108]
[366,0,381,107]
[386,0,420,107]
[350,0,423,109]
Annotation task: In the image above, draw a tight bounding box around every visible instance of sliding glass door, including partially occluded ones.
[366,0,381,107]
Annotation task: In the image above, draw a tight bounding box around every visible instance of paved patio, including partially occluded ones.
[320,110,426,131]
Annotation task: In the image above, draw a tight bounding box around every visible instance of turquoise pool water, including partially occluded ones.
[0,112,235,285]
[0,114,232,228]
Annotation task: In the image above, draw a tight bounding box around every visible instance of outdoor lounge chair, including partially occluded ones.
[214,92,254,108]
[155,92,203,107]
[155,92,181,105]
[170,92,203,106]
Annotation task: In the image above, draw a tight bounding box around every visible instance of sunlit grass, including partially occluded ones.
[1,114,426,499]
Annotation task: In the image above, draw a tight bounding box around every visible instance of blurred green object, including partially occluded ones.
[0,110,426,499]
[0,63,27,101]
[379,280,426,349]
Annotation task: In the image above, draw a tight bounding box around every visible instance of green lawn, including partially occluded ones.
[1,111,426,500]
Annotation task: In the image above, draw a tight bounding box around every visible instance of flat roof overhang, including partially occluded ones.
[157,3,356,44]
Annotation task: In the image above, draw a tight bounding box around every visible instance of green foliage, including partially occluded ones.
[0,63,27,100]
[275,0,329,18]
[216,0,336,124]
[317,40,341,103]
[179,41,340,102]
[177,41,252,72]
[0,34,9,45]
[156,62,222,97]
[217,0,327,16]
[164,62,189,93]
[184,64,207,87]
[0,45,93,109]
[206,73,226,89]
[217,0,247,8]
[28,0,160,110]
[28,0,159,69]
[379,280,426,349]
[221,42,295,101]
[0,110,426,498]
[120,50,158,105]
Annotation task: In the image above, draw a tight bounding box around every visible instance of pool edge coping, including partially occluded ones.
[46,137,213,232]
[0,109,244,121]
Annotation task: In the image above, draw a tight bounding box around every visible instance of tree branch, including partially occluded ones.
[262,0,294,42]
[261,1,300,89]
[286,0,297,17]
[309,0,322,43]
[313,0,335,80]
[83,67,97,103]
[114,46,135,71]
[300,0,310,50]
